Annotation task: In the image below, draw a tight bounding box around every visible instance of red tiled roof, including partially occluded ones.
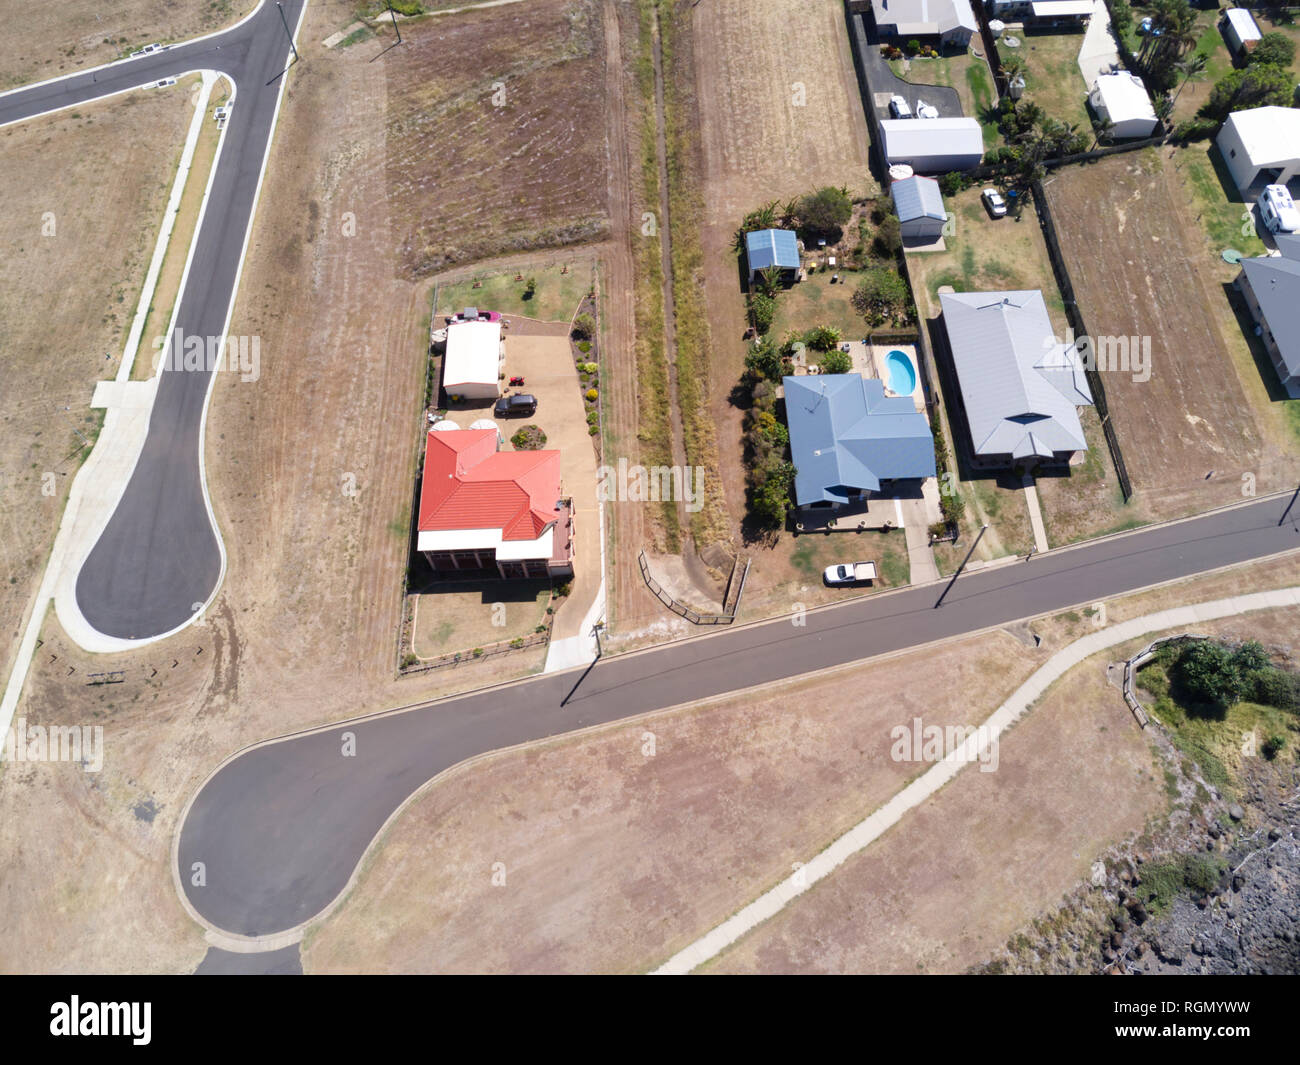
[418,429,563,541]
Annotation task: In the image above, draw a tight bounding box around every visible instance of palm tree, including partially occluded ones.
[1090,116,1115,150]
[1171,51,1208,107]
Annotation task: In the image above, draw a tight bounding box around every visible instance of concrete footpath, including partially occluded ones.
[653,584,1300,974]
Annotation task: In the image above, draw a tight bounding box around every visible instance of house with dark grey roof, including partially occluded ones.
[783,373,936,510]
[890,175,947,243]
[1235,239,1300,391]
[744,228,801,283]
[938,290,1093,466]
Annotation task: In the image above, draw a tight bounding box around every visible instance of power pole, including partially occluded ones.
[276,3,299,63]
[387,1,403,44]
[934,524,987,609]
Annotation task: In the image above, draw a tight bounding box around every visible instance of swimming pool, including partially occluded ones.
[884,349,917,396]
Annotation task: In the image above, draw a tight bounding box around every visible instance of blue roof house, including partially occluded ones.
[783,374,936,509]
[745,228,801,283]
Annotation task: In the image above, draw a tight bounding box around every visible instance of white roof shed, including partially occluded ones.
[1088,73,1157,139]
[442,320,504,399]
[879,117,983,173]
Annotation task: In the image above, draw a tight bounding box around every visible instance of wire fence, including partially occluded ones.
[1030,177,1135,500]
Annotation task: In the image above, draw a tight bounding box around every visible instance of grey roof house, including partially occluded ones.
[783,373,936,508]
[744,228,801,283]
[1235,239,1300,390]
[890,175,947,243]
[867,0,977,46]
[938,290,1093,465]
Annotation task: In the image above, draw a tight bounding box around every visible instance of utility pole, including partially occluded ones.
[1281,484,1300,528]
[276,3,299,63]
[386,1,403,44]
[934,524,987,609]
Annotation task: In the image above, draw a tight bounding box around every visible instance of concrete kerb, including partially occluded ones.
[0,1,268,105]
[651,585,1300,974]
[168,542,1300,947]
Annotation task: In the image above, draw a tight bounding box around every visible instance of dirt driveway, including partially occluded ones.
[498,330,601,641]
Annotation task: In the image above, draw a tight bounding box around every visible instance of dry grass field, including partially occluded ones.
[0,86,194,695]
[300,552,1300,973]
[0,1,254,91]
[385,0,610,277]
[0,0,616,973]
[1044,150,1299,523]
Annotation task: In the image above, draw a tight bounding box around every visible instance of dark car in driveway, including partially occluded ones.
[494,393,537,417]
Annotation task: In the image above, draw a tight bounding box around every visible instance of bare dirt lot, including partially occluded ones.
[709,601,1300,973]
[384,0,610,277]
[0,86,194,695]
[1044,150,1299,522]
[0,0,616,973]
[301,631,1028,973]
[0,1,254,90]
[300,551,1300,973]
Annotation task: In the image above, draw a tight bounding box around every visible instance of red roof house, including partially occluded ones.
[416,428,573,579]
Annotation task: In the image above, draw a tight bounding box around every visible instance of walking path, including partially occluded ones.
[1022,473,1050,554]
[652,584,1300,973]
[0,74,220,736]
[1077,0,1119,88]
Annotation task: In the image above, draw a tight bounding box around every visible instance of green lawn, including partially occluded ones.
[1177,141,1265,258]
[1017,30,1093,134]
[771,268,869,342]
[890,52,1000,146]
[434,261,593,323]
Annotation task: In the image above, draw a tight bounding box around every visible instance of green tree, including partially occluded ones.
[1176,641,1245,710]
[751,460,795,526]
[744,336,783,381]
[818,348,852,375]
[797,186,853,241]
[872,211,902,258]
[1203,63,1294,120]
[1251,32,1296,70]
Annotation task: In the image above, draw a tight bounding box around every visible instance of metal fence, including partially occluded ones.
[639,550,749,625]
[1122,633,1208,728]
[1030,177,1135,500]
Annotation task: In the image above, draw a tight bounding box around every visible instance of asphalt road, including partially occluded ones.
[0,0,307,640]
[178,494,1300,938]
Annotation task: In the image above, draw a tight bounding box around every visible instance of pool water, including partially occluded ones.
[885,349,917,396]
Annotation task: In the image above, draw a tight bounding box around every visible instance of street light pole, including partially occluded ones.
[276,3,299,63]
[934,524,988,609]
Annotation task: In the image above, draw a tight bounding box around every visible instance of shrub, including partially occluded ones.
[1247,667,1300,713]
[511,424,547,450]
[851,267,911,326]
[796,186,853,242]
[744,337,783,381]
[401,652,418,668]
[804,324,842,352]
[577,340,592,353]
[555,580,572,597]
[1262,734,1286,760]
[586,388,599,402]
[581,361,598,374]
[522,275,537,300]
[818,348,852,375]
[586,410,598,425]
[571,312,596,340]
[872,213,902,259]
[1173,117,1217,142]
[938,172,964,197]
[751,291,777,334]
[509,637,525,649]
[472,647,484,658]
